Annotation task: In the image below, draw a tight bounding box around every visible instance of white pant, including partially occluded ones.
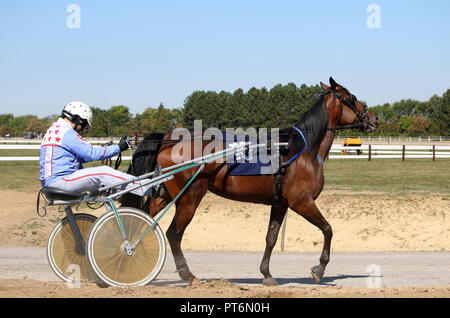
[50,166,153,197]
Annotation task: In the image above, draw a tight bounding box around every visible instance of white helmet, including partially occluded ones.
[62,101,93,129]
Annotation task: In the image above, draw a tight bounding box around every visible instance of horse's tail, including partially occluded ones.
[120,132,165,209]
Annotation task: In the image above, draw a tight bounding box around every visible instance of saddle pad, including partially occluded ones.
[223,133,275,176]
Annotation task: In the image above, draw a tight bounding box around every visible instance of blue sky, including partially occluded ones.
[1,0,449,117]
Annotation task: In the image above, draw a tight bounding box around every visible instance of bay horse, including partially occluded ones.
[122,77,378,285]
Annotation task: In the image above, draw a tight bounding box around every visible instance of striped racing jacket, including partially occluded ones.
[39,118,120,187]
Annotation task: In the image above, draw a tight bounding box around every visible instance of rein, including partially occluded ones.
[263,92,324,129]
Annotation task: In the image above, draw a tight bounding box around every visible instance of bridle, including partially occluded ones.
[326,89,370,132]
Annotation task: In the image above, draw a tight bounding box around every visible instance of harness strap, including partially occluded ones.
[36,188,47,217]
[317,154,324,165]
[285,126,308,165]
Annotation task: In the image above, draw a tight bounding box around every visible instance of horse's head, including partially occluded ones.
[320,77,378,133]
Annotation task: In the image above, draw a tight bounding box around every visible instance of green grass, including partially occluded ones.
[0,149,40,156]
[0,160,130,192]
[0,158,448,197]
[322,159,450,196]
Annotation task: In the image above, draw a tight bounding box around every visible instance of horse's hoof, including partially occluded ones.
[311,265,325,283]
[188,277,202,287]
[263,277,278,286]
[178,268,195,282]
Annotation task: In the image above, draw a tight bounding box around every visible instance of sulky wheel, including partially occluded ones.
[46,213,97,283]
[86,207,166,287]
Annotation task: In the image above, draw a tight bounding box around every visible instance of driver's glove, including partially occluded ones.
[118,135,130,152]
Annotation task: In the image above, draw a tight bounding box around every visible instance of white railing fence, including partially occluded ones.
[335,136,450,143]
[328,145,450,160]
[2,136,450,144]
[0,138,120,144]
[1,144,450,161]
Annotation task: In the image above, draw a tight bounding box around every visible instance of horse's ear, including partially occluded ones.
[329,77,339,89]
[320,82,330,90]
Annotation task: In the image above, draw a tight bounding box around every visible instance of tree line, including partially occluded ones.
[1,83,449,137]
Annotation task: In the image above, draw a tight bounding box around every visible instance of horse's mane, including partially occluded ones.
[118,133,165,208]
[282,93,329,160]
[127,132,165,176]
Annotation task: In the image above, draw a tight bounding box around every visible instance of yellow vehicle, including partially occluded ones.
[341,137,363,155]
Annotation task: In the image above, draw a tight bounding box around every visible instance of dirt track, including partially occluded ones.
[1,279,449,298]
[2,190,449,252]
[0,190,449,298]
[1,247,450,298]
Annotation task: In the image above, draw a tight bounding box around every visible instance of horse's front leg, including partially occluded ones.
[260,205,288,286]
[165,178,208,285]
[166,218,197,283]
[290,199,333,283]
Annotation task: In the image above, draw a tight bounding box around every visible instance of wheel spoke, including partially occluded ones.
[48,214,97,282]
[113,253,126,281]
[87,209,166,287]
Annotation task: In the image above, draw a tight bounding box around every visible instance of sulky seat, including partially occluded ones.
[40,187,83,201]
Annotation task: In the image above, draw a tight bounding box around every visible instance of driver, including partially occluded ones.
[39,101,153,196]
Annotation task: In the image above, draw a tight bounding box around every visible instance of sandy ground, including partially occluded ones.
[2,190,448,252]
[1,279,449,298]
[0,190,449,298]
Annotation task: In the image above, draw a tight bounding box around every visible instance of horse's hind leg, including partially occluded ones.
[260,205,288,286]
[290,199,333,283]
